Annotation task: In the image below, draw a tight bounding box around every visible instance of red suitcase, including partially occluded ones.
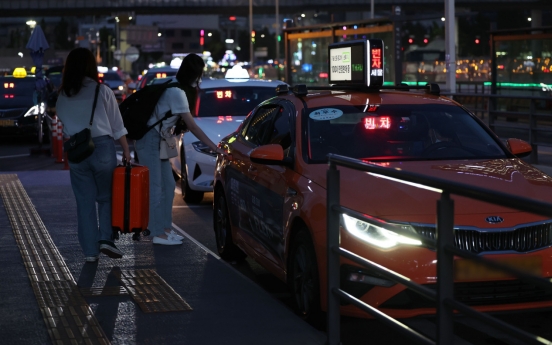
[112,162,150,240]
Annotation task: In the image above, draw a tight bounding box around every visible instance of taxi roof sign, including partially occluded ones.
[13,67,27,78]
[328,39,384,88]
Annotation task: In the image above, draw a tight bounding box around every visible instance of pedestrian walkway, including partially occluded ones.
[0,171,326,345]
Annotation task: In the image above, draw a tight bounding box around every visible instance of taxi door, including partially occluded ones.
[233,101,295,269]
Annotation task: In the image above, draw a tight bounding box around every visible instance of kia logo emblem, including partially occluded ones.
[486,216,504,224]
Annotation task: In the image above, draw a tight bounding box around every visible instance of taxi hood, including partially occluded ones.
[307,158,552,225]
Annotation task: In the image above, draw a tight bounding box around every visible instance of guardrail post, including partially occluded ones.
[436,192,454,345]
[327,160,341,345]
[529,99,538,164]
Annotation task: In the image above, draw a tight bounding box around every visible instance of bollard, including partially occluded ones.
[63,137,69,170]
[56,120,64,164]
[51,116,59,161]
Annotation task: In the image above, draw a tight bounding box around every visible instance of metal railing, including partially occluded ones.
[442,92,552,164]
[326,153,552,345]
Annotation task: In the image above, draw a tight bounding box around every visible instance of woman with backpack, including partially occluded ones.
[56,47,131,262]
[135,53,225,245]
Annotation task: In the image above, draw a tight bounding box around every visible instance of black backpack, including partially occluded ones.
[119,80,184,140]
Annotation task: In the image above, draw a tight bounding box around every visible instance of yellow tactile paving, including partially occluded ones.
[0,174,110,345]
[117,269,193,313]
[0,174,194,344]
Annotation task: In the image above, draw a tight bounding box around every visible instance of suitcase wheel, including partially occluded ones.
[132,233,140,241]
[143,229,151,236]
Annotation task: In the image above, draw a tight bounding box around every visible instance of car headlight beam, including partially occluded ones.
[24,102,45,117]
[342,214,422,248]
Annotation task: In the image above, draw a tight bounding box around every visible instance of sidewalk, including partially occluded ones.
[0,171,326,345]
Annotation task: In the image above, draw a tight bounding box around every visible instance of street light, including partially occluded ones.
[249,0,253,64]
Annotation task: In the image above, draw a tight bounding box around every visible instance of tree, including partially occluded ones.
[236,30,251,62]
[54,18,72,50]
[457,13,491,57]
[204,30,225,63]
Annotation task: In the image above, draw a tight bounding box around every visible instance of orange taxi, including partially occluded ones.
[212,39,552,321]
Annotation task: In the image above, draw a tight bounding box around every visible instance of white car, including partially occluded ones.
[170,76,287,203]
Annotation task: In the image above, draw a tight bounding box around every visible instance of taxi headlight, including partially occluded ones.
[24,102,45,117]
[341,214,422,248]
[192,141,216,157]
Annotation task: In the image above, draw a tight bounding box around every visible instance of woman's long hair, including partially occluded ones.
[59,48,99,97]
[176,53,205,114]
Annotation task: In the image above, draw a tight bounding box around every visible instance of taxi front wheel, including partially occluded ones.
[213,191,246,261]
[289,229,323,327]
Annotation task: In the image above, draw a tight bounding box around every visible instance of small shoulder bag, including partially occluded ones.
[64,84,101,163]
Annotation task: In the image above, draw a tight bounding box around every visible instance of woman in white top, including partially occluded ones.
[135,53,225,245]
[56,47,131,262]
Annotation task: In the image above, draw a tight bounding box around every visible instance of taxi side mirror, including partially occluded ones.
[506,138,532,157]
[250,144,291,166]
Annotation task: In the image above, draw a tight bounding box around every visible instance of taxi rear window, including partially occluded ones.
[197,87,276,117]
[0,77,35,107]
[307,104,506,162]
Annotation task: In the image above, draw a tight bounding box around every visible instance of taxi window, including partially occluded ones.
[243,106,280,146]
[0,77,35,108]
[307,104,506,162]
[197,87,276,117]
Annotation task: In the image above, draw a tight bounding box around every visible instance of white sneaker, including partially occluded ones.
[153,235,182,245]
[85,255,99,262]
[165,230,184,241]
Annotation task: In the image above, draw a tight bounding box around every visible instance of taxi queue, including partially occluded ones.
[3,41,552,326]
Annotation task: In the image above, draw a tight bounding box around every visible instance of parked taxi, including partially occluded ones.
[0,68,48,141]
[213,40,552,321]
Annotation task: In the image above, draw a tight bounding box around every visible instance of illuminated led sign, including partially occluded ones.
[216,90,233,99]
[328,39,384,87]
[364,116,391,130]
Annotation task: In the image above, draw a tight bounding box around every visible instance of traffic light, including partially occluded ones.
[475,36,480,44]
[423,38,429,44]
[251,30,255,43]
[408,37,414,44]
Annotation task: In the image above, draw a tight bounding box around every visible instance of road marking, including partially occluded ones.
[0,153,30,159]
[171,223,220,259]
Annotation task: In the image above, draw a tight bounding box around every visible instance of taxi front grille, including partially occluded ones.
[381,280,552,309]
[413,222,552,253]
[0,108,25,118]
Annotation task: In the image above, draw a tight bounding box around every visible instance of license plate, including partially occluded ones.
[0,119,15,127]
[454,256,542,281]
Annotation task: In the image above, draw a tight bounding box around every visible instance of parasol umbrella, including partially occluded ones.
[26,25,50,147]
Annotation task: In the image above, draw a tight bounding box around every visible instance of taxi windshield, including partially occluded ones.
[197,87,276,117]
[0,77,36,108]
[307,104,507,162]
